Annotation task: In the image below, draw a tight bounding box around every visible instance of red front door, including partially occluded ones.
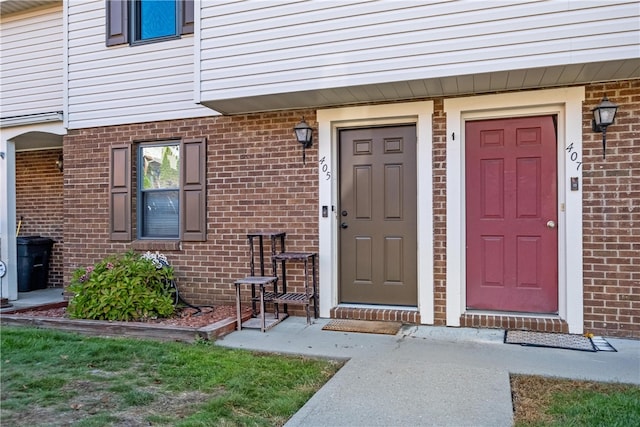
[465,116,558,313]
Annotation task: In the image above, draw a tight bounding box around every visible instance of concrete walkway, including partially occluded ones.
[217,317,640,427]
[0,287,65,313]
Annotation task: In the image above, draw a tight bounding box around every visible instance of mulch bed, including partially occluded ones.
[9,305,241,329]
[2,304,254,341]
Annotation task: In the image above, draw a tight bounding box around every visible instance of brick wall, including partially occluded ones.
[63,111,319,312]
[432,99,447,326]
[61,81,639,337]
[15,149,64,288]
[582,80,640,338]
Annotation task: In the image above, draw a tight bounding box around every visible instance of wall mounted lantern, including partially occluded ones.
[294,117,313,164]
[591,95,618,159]
[55,154,63,172]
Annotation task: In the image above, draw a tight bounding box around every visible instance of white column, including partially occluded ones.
[0,137,17,300]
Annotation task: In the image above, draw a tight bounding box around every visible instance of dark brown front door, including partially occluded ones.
[339,126,417,306]
[465,116,558,313]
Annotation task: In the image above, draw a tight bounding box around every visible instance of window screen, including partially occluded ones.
[139,144,180,238]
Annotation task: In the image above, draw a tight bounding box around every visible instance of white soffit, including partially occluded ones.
[203,59,640,114]
[0,0,60,17]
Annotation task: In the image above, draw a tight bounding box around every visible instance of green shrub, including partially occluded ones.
[67,251,176,321]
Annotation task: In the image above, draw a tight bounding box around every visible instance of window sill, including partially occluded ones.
[132,240,181,252]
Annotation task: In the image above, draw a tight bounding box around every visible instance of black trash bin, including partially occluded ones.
[17,236,54,292]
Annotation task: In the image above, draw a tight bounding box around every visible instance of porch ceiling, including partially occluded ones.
[0,0,60,16]
[202,59,640,115]
[12,131,62,151]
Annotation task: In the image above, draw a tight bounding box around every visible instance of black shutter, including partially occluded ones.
[180,138,206,241]
[106,0,128,46]
[110,145,132,240]
[181,0,194,34]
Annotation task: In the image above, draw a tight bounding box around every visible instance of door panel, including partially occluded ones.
[466,116,558,313]
[340,126,417,306]
[355,237,373,283]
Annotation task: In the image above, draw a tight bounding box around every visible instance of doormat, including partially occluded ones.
[590,336,617,352]
[505,330,597,352]
[322,319,402,335]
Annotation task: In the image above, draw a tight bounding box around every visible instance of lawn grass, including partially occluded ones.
[511,374,640,426]
[0,327,342,426]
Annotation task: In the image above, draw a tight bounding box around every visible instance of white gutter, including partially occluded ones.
[1,112,64,128]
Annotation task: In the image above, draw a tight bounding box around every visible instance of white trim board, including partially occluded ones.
[444,87,585,334]
[317,101,435,324]
[0,121,66,301]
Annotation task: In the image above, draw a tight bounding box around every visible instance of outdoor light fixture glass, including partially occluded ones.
[294,117,313,164]
[591,95,618,159]
[55,154,63,172]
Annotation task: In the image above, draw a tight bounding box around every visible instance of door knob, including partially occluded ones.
[546,220,556,229]
[340,222,348,229]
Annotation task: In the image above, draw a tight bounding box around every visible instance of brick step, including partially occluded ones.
[460,313,569,333]
[331,306,420,324]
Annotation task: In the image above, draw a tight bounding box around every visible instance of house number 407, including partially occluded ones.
[565,143,582,171]
[319,156,331,180]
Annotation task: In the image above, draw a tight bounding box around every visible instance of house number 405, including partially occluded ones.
[319,156,331,180]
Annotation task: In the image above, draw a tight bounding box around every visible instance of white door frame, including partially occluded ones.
[444,87,585,333]
[317,101,434,324]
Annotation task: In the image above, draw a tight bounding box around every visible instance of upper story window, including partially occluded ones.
[106,0,194,47]
[134,0,178,43]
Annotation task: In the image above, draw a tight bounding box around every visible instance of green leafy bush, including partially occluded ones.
[67,251,176,321]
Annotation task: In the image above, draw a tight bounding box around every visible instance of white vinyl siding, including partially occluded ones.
[0,5,64,118]
[67,0,214,129]
[199,0,640,102]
